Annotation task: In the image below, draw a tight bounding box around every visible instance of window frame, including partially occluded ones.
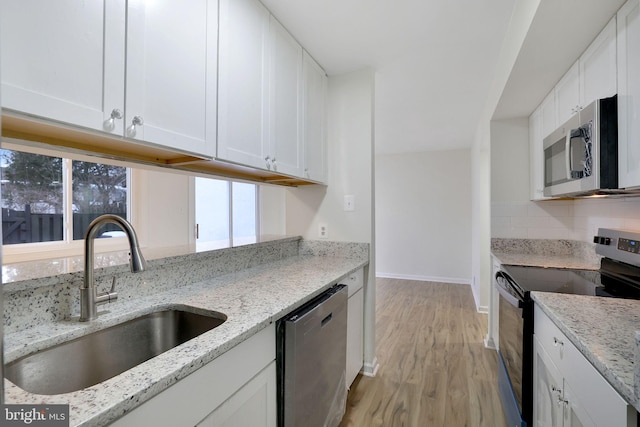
[194,176,260,250]
[1,139,133,262]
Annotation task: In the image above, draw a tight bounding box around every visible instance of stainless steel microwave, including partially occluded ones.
[543,95,617,197]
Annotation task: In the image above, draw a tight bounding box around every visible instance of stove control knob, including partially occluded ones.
[593,236,611,245]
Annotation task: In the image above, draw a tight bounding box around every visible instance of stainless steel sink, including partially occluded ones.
[5,308,227,395]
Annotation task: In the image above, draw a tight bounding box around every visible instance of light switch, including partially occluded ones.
[344,195,355,211]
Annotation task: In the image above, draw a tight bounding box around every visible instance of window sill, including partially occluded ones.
[2,234,293,284]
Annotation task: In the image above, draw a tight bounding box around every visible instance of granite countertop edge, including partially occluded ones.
[491,252,600,270]
[531,291,640,412]
[3,254,369,427]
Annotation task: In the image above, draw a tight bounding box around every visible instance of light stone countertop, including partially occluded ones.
[491,238,601,270]
[491,252,600,270]
[3,254,368,426]
[532,292,640,412]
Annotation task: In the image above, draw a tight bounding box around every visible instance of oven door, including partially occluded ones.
[496,272,528,427]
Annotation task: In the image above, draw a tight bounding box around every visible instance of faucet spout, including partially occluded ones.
[80,214,146,321]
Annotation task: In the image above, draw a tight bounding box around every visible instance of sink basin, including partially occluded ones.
[5,308,227,395]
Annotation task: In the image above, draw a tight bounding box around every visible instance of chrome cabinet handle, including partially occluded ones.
[127,116,144,137]
[553,337,564,347]
[104,108,123,131]
[272,157,277,171]
[265,156,271,170]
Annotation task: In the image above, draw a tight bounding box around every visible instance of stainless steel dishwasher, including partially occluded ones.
[277,284,348,427]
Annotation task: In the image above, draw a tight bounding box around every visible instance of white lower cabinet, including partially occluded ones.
[344,268,364,386]
[110,324,276,427]
[196,362,276,427]
[534,336,596,427]
[533,305,635,427]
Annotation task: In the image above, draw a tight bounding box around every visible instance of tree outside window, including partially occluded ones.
[1,149,128,245]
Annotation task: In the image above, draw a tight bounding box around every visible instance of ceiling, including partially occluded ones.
[260,0,517,154]
[494,0,627,120]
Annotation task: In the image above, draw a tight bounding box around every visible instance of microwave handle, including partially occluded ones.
[565,131,572,180]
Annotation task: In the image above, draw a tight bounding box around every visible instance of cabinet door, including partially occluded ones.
[302,52,328,183]
[562,380,596,427]
[529,106,548,201]
[346,288,364,386]
[533,337,564,427]
[269,17,303,176]
[218,0,270,170]
[125,0,216,157]
[0,0,125,135]
[540,90,556,139]
[196,362,277,427]
[554,61,580,126]
[579,18,617,107]
[617,0,640,188]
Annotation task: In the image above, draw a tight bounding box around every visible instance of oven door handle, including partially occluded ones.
[495,280,523,308]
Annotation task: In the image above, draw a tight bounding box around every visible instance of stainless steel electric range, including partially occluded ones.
[495,228,640,427]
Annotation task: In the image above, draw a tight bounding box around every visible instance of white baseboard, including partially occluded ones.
[375,272,470,285]
[377,272,489,313]
[484,335,497,350]
[471,284,489,313]
[362,358,379,377]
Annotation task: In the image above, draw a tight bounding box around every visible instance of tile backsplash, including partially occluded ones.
[492,197,640,242]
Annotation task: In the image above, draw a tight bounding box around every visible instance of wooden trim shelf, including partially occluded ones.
[1,111,320,187]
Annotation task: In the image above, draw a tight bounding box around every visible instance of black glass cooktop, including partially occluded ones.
[501,262,640,300]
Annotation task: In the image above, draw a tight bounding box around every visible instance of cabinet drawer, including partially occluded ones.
[534,304,568,369]
[342,268,364,297]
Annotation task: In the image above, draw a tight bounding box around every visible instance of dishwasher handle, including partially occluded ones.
[321,313,333,327]
[284,284,347,325]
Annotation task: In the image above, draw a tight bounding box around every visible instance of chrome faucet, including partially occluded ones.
[80,214,146,321]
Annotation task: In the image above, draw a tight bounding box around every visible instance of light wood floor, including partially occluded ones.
[338,278,507,427]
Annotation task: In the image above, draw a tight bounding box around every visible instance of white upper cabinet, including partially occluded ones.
[554,61,580,126]
[580,18,617,107]
[1,0,125,134]
[268,17,303,177]
[218,0,327,180]
[125,0,217,157]
[0,0,217,158]
[552,18,617,128]
[540,90,557,138]
[217,0,270,170]
[617,0,640,189]
[302,52,328,184]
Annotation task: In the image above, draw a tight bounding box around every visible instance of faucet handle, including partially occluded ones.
[96,277,119,305]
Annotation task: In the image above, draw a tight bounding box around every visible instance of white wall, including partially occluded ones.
[375,149,471,284]
[260,184,286,236]
[285,69,377,375]
[490,118,530,203]
[132,168,193,249]
[285,71,374,243]
[471,0,541,312]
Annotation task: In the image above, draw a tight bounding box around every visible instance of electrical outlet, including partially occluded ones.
[319,223,329,239]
